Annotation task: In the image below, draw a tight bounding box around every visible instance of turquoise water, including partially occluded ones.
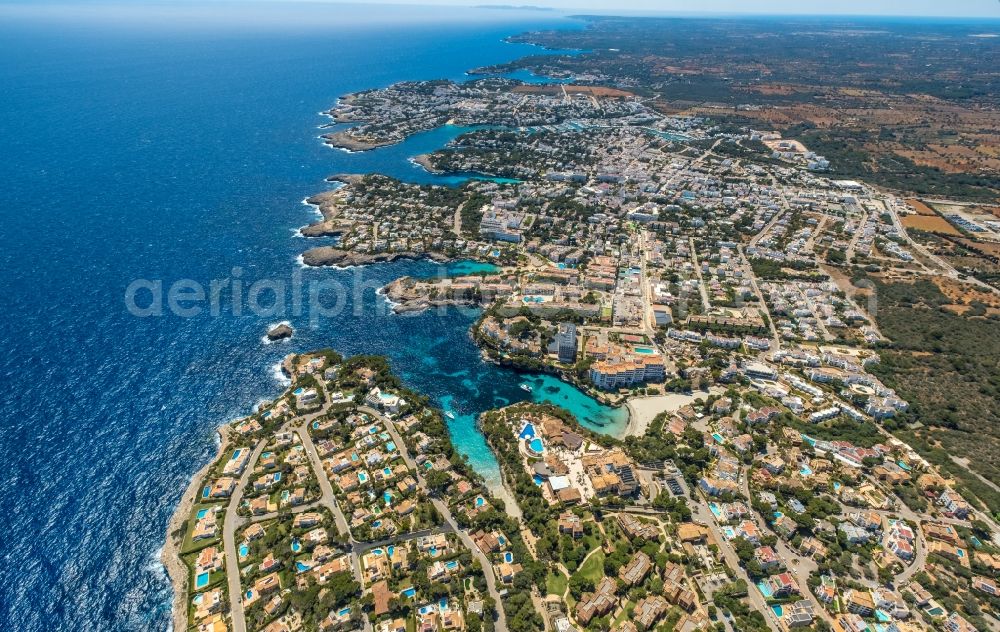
[412,261,501,279]
[195,572,209,589]
[771,605,783,617]
[529,438,545,453]
[239,544,249,557]
[520,374,629,434]
[712,433,725,444]
[401,587,416,598]
[757,582,774,598]
[633,346,655,354]
[0,5,604,629]
[708,503,722,518]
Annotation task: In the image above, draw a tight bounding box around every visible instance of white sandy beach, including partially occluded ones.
[623,387,724,437]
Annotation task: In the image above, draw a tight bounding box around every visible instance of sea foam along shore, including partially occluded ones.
[161,424,231,632]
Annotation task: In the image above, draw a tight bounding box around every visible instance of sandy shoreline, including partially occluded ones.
[161,424,231,632]
[622,388,722,437]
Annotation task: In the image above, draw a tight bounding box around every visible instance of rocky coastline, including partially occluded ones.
[320,130,393,152]
[161,424,231,632]
[410,153,443,174]
[381,276,486,313]
[266,323,294,341]
[301,246,452,268]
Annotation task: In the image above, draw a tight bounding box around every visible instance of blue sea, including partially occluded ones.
[0,3,625,630]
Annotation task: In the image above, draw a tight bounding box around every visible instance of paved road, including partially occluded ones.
[689,236,711,311]
[361,405,510,632]
[221,380,356,632]
[736,244,780,347]
[689,497,781,632]
[222,440,267,632]
[298,387,373,632]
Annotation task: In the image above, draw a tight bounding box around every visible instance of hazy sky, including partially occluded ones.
[0,0,997,21]
[376,0,1000,18]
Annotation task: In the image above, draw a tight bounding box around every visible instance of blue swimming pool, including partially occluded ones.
[291,538,301,553]
[528,438,544,454]
[518,423,536,439]
[446,560,458,570]
[771,605,783,617]
[239,544,249,557]
[201,486,210,498]
[386,441,396,452]
[504,551,513,563]
[532,474,543,486]
[195,571,210,589]
[358,471,368,483]
[757,581,773,598]
[633,346,655,354]
[196,508,208,519]
[475,496,485,507]
[401,587,416,598]
[295,561,311,572]
[711,433,725,444]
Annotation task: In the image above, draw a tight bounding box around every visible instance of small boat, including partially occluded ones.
[444,411,456,420]
[519,383,533,393]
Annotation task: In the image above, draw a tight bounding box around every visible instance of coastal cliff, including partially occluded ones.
[161,425,231,632]
[381,275,487,313]
[301,247,451,268]
[320,130,393,152]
